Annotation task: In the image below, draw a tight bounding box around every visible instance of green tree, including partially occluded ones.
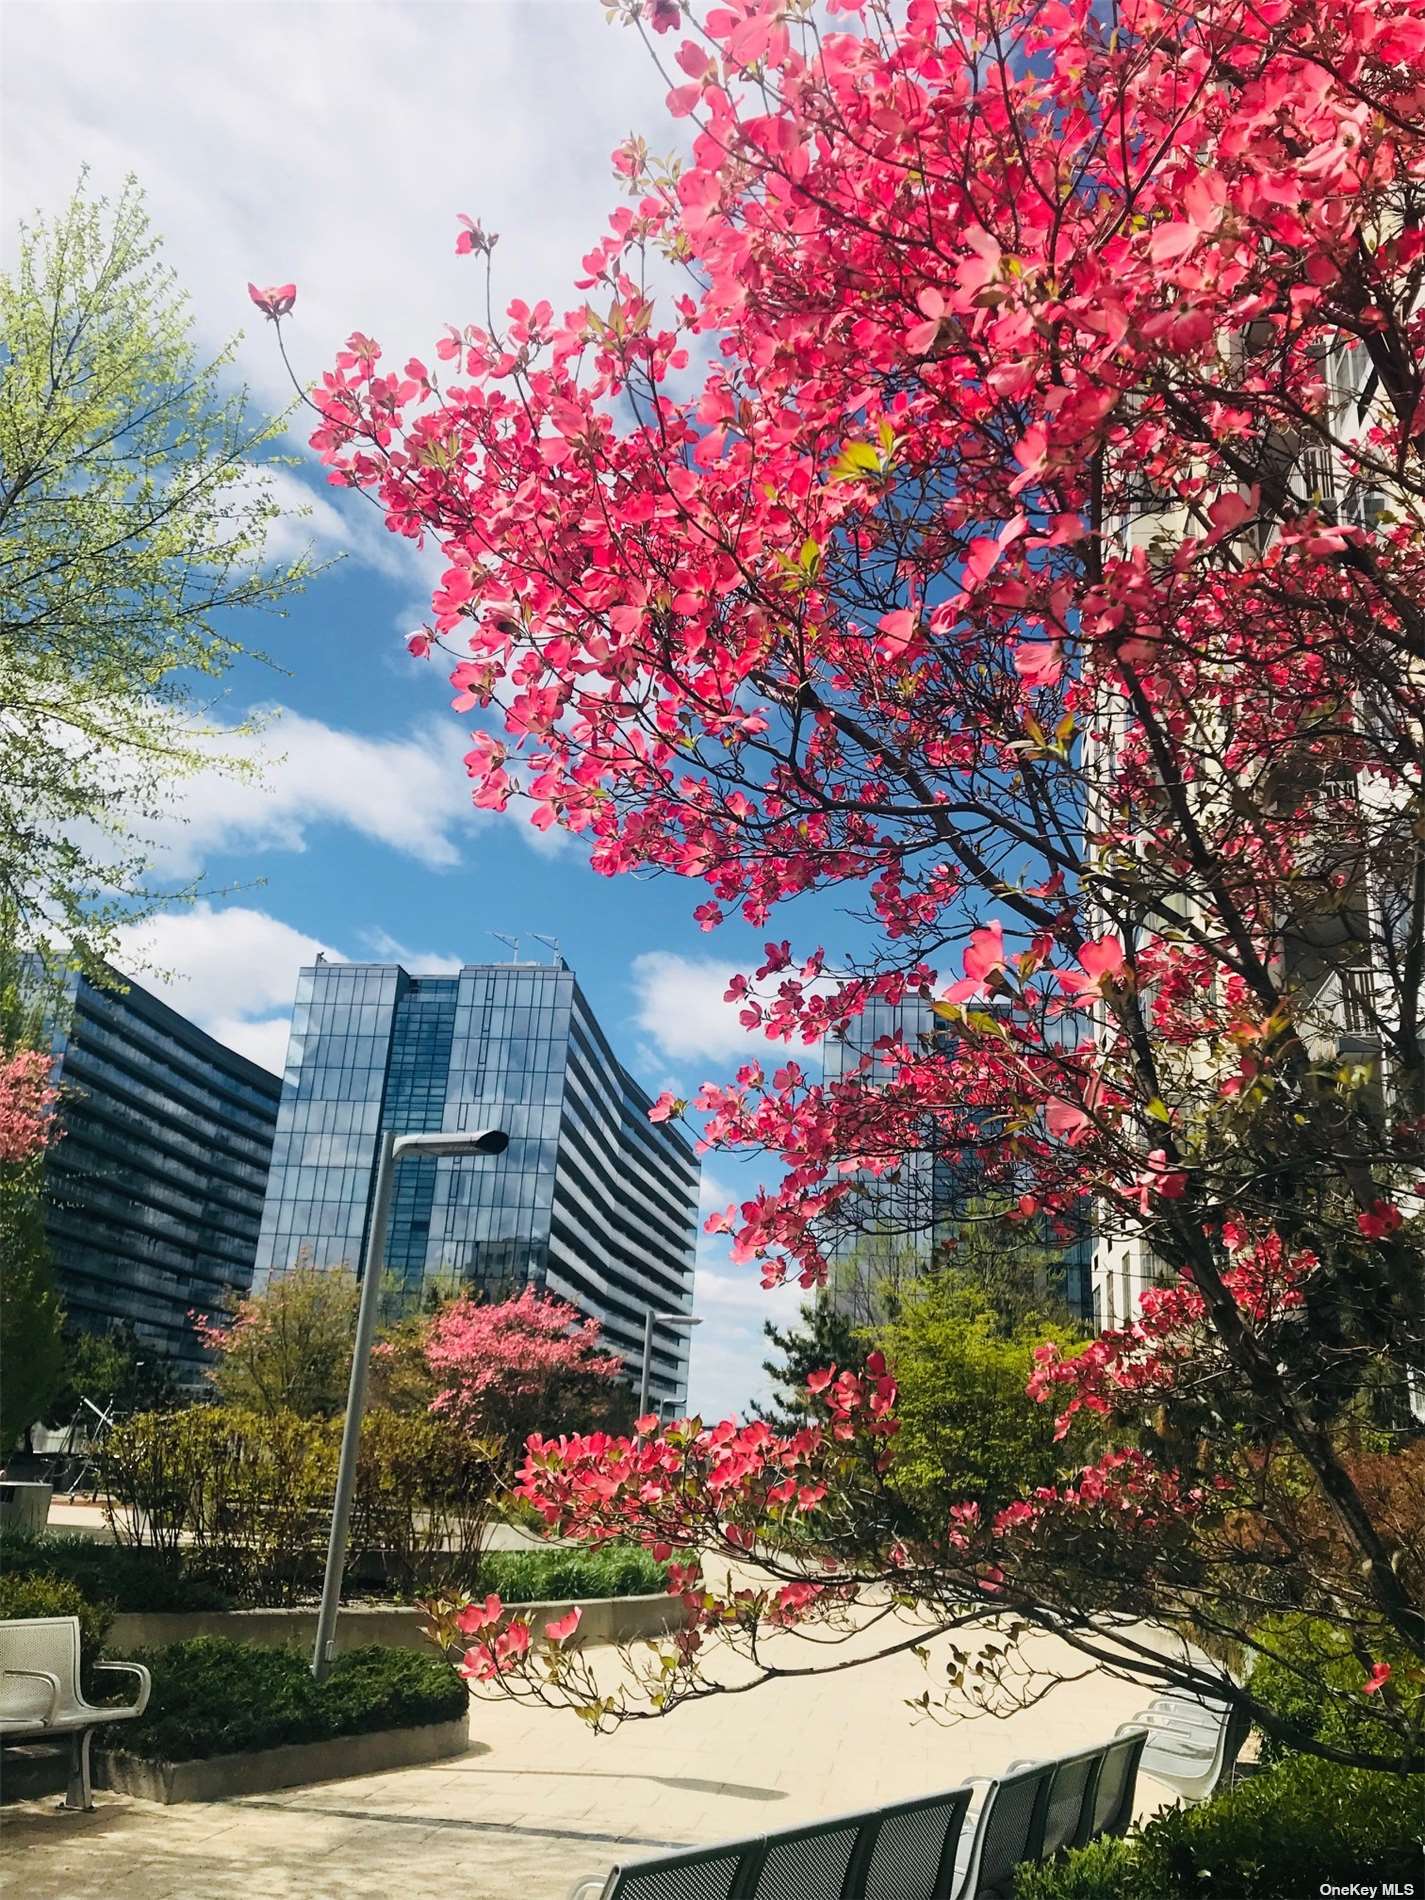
[934,1199,1087,1335]
[881,1270,1090,1523]
[197,1264,362,1417]
[44,1321,183,1426]
[0,174,310,975]
[0,927,63,1453]
[753,1300,866,1435]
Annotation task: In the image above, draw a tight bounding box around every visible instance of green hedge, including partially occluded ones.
[0,1572,114,1697]
[473,1544,666,1603]
[1249,1612,1422,1767]
[0,1532,230,1612]
[107,1638,467,1762]
[1015,1754,1424,1899]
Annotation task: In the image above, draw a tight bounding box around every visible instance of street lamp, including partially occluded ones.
[638,1310,702,1420]
[311,1125,509,1679]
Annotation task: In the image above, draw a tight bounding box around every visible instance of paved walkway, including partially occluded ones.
[1,1621,1164,1899]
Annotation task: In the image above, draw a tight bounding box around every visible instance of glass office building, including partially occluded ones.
[820,998,1094,1325]
[41,969,282,1377]
[253,960,700,1413]
[820,996,957,1321]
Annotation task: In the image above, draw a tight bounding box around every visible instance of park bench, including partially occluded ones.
[568,1727,1148,1900]
[0,1615,151,1810]
[1117,1690,1252,1805]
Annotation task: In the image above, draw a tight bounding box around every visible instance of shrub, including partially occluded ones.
[473,1544,666,1603]
[1016,1754,1424,1899]
[878,1271,1091,1522]
[102,1405,500,1604]
[107,1638,466,1762]
[315,1645,470,1739]
[0,1573,113,1696]
[0,1531,229,1612]
[1250,1612,1423,1768]
[351,1409,497,1595]
[102,1406,335,1602]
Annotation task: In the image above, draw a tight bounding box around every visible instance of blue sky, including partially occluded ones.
[2,0,819,1418]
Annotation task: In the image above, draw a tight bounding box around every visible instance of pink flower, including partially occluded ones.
[455,1593,504,1636]
[407,632,432,658]
[1013,640,1064,687]
[455,215,497,258]
[906,288,946,355]
[1133,1149,1187,1215]
[875,609,919,657]
[247,282,296,320]
[1363,1661,1392,1695]
[495,1621,532,1665]
[0,1049,58,1164]
[1357,1202,1403,1242]
[545,1606,582,1643]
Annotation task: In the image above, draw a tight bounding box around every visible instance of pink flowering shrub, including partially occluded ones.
[0,1048,57,1165]
[425,1287,630,1468]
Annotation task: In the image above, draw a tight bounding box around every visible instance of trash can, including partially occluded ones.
[0,1481,53,1535]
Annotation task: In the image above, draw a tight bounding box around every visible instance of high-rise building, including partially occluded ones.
[1088,335,1386,1333]
[820,996,966,1323]
[253,959,700,1413]
[40,968,282,1377]
[820,995,1094,1326]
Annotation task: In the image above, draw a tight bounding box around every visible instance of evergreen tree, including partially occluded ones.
[754,1300,865,1434]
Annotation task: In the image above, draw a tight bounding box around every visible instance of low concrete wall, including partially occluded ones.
[110,1591,688,1655]
[96,1713,469,1803]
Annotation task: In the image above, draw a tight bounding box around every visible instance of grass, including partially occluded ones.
[0,1532,231,1611]
[472,1543,667,1603]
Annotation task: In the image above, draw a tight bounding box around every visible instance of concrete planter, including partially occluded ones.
[96,1712,469,1804]
[110,1591,689,1655]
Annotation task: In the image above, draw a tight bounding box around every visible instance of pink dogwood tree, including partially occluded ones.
[0,1049,57,1166]
[425,1286,629,1464]
[270,0,1425,1768]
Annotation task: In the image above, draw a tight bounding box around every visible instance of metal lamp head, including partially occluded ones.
[392,1128,509,1159]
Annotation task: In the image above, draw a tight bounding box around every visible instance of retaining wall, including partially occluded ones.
[109,1591,689,1654]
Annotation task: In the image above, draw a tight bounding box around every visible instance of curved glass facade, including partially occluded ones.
[254,961,699,1412]
[42,969,282,1376]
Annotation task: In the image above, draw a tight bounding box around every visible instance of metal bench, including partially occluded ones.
[1118,1694,1251,1805]
[569,1730,1148,1900]
[0,1615,151,1810]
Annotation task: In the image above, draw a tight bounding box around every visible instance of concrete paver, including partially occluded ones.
[1,1621,1163,1898]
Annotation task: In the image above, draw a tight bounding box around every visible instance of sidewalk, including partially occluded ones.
[0,1622,1160,1899]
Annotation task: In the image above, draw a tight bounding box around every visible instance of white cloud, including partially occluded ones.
[358,928,463,975]
[205,1012,300,1076]
[115,904,342,1075]
[255,466,432,587]
[685,1274,806,1421]
[142,705,478,875]
[697,1166,738,1214]
[0,4,676,445]
[630,952,752,1065]
[114,903,486,1076]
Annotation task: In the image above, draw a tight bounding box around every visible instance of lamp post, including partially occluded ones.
[638,1310,702,1420]
[311,1125,508,1680]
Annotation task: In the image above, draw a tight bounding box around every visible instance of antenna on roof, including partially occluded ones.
[531,934,562,966]
[490,931,521,962]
